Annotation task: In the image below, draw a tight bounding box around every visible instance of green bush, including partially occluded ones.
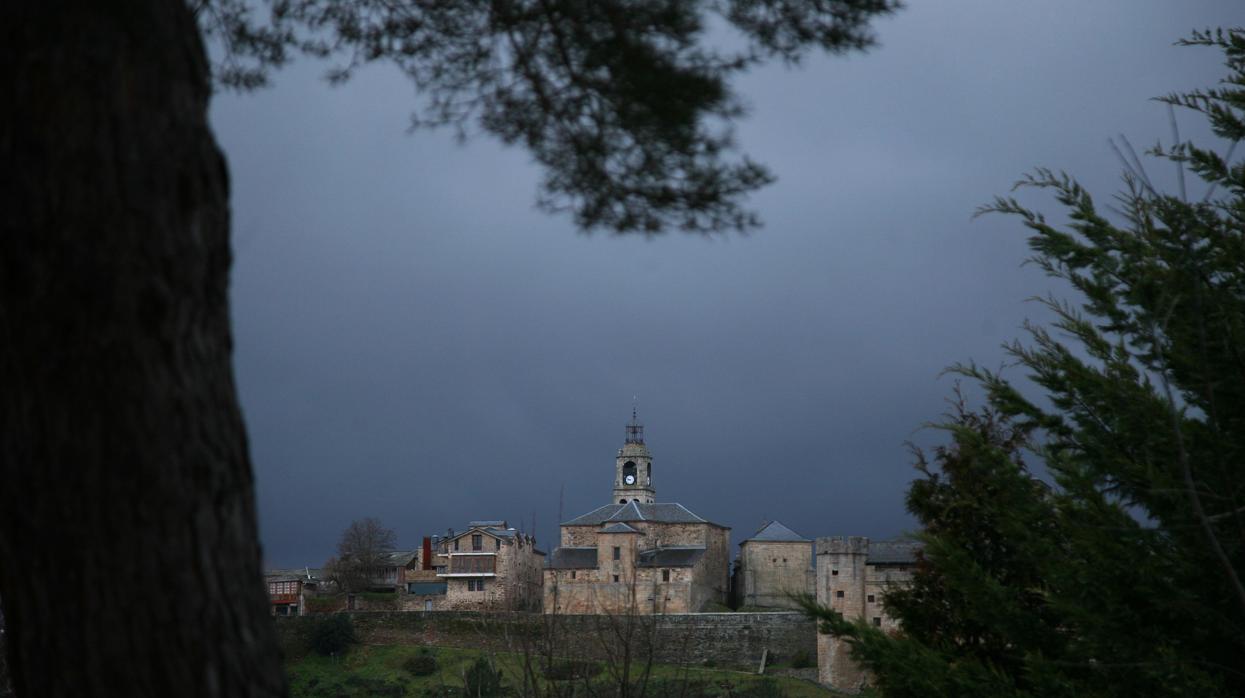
[736,678,787,698]
[789,650,814,669]
[461,656,504,697]
[309,614,357,656]
[404,651,439,677]
[306,596,343,613]
[541,660,602,681]
[341,675,407,696]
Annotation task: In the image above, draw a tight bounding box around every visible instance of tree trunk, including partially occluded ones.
[0,2,286,695]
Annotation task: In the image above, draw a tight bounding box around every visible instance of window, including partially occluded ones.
[831,569,839,576]
[495,538,501,550]
[872,617,882,627]
[620,499,627,504]
[571,571,576,579]
[467,578,486,592]
[613,575,619,583]
[613,546,620,560]
[472,534,482,551]
[836,590,844,598]
[453,540,459,551]
[662,569,670,582]
[867,594,875,603]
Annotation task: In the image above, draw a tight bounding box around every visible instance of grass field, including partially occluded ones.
[285,644,839,697]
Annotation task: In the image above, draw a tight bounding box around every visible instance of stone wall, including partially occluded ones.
[695,527,732,608]
[737,540,814,610]
[275,611,815,671]
[551,521,730,614]
[814,536,913,694]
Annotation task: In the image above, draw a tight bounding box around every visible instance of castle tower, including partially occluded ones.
[613,409,655,504]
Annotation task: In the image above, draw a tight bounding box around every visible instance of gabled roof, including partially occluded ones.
[447,524,517,543]
[868,538,921,565]
[563,502,725,528]
[600,522,644,535]
[742,520,808,544]
[546,547,598,569]
[637,546,706,568]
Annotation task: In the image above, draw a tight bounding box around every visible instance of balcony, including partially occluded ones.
[437,554,497,576]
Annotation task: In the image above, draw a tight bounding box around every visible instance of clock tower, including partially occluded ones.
[613,409,655,504]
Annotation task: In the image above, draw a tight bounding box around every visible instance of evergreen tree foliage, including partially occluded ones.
[462,656,505,697]
[194,0,901,233]
[310,614,358,656]
[805,28,1245,697]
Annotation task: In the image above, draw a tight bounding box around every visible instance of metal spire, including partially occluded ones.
[625,398,644,444]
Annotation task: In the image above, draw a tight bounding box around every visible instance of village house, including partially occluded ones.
[432,521,545,611]
[365,550,422,592]
[544,414,731,614]
[263,568,321,616]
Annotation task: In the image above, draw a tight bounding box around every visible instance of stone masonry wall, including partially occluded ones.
[816,536,869,694]
[275,611,815,671]
[738,540,814,610]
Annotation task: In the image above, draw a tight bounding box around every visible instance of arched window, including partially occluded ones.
[620,499,627,504]
[622,460,637,483]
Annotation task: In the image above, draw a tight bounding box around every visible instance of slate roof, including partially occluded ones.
[600,522,644,534]
[743,520,808,543]
[868,538,921,565]
[265,568,322,582]
[562,502,725,527]
[383,550,419,566]
[637,547,706,568]
[449,524,517,542]
[546,547,599,569]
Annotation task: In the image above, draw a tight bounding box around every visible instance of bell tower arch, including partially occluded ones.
[613,408,655,504]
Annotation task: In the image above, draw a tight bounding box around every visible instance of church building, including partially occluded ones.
[544,413,730,614]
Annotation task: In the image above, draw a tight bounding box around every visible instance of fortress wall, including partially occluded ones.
[275,610,815,670]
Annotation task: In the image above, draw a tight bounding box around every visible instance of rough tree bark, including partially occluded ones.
[1,2,285,695]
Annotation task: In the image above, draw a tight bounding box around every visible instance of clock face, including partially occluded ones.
[624,474,636,485]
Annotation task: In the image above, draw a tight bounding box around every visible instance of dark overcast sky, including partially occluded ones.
[209,1,1243,568]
